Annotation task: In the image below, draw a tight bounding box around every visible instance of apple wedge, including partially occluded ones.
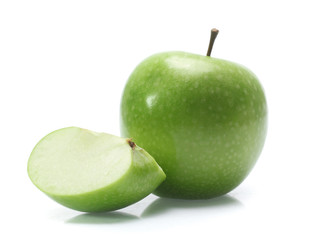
[28,127,165,212]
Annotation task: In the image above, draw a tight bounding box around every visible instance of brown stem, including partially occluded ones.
[206,28,219,57]
[127,139,136,150]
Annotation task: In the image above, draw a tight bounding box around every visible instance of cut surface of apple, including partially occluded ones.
[28,127,165,212]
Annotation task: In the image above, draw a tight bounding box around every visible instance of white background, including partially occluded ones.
[1,0,310,239]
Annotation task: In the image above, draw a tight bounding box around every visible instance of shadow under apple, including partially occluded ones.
[141,194,243,218]
[66,211,139,224]
[66,194,243,224]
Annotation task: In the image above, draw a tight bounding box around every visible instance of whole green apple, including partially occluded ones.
[120,30,267,199]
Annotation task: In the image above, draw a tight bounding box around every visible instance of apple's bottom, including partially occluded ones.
[152,182,239,200]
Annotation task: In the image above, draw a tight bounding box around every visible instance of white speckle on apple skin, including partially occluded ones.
[146,95,157,108]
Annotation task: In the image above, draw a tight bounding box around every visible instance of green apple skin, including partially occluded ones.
[28,127,166,212]
[120,51,267,199]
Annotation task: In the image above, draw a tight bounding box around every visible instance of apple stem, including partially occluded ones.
[127,139,136,150]
[206,28,219,57]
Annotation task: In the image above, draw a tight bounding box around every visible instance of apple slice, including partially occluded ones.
[27,127,166,212]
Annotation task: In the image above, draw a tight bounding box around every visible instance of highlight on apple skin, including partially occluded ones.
[27,127,166,212]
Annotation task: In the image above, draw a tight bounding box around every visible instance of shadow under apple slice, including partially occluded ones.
[141,194,243,218]
[65,195,243,223]
[66,211,139,224]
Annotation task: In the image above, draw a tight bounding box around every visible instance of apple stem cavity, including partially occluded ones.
[127,139,136,150]
[206,28,219,57]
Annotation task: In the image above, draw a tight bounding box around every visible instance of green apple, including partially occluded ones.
[120,29,267,199]
[27,127,165,212]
